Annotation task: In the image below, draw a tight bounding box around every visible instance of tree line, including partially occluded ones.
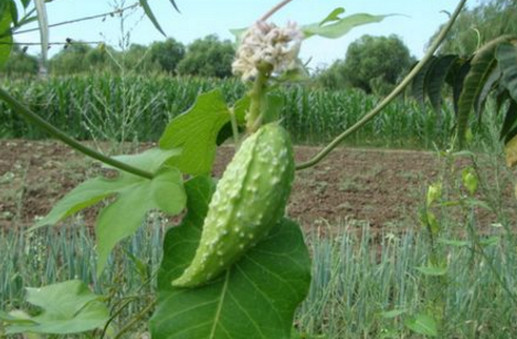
[2,34,235,78]
[2,32,418,97]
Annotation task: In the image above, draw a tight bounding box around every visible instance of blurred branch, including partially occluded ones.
[12,2,140,35]
[0,41,102,46]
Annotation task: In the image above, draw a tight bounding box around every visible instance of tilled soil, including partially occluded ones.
[0,139,515,233]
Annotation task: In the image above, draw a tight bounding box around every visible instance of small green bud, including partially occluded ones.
[426,183,442,208]
[461,167,478,196]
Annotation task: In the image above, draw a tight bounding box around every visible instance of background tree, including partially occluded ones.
[429,0,517,55]
[84,45,114,71]
[49,42,94,75]
[148,38,185,74]
[313,60,348,90]
[0,44,39,76]
[120,43,161,73]
[177,35,235,78]
[49,42,120,75]
[317,34,414,94]
[49,43,90,74]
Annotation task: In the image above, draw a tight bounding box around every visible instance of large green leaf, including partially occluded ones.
[32,176,123,228]
[501,100,517,143]
[216,96,249,145]
[140,0,183,34]
[231,10,389,44]
[457,36,515,146]
[302,12,392,39]
[168,0,180,13]
[4,280,109,335]
[411,57,436,106]
[262,92,284,124]
[150,176,311,339]
[160,90,231,175]
[33,148,186,274]
[319,7,345,25]
[425,55,458,113]
[95,165,185,274]
[139,0,165,36]
[495,87,511,115]
[34,148,181,228]
[449,57,472,115]
[233,95,251,125]
[0,4,13,67]
[496,41,517,102]
[8,0,18,26]
[474,65,501,118]
[21,0,32,9]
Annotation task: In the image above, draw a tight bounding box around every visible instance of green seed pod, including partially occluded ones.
[172,123,294,288]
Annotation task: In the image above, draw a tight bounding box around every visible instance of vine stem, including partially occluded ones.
[113,300,156,339]
[0,88,154,179]
[295,0,468,171]
[260,0,295,22]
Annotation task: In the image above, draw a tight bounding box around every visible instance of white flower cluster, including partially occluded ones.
[232,21,304,81]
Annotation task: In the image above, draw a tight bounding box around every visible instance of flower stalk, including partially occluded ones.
[246,62,272,132]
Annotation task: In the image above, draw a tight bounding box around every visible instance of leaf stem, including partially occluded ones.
[295,0,468,171]
[100,297,137,339]
[0,87,154,179]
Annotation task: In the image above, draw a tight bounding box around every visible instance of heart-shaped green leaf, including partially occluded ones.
[4,280,109,335]
[33,148,186,274]
[160,90,232,176]
[150,176,311,339]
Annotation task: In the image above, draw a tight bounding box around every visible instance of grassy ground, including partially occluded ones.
[2,218,516,338]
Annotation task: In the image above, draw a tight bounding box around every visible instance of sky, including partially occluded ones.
[14,0,480,69]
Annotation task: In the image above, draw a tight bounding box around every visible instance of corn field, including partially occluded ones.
[0,73,479,148]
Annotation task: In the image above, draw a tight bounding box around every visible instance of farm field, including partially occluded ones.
[2,136,515,232]
[0,139,469,231]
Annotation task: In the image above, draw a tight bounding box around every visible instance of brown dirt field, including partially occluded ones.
[1,139,515,234]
